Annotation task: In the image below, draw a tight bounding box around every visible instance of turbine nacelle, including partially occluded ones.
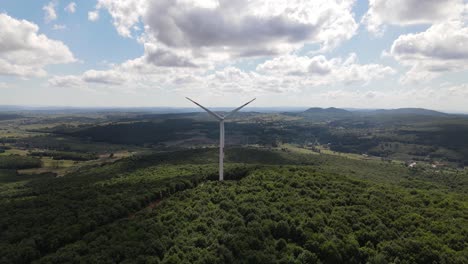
[185,97,256,121]
[186,97,256,181]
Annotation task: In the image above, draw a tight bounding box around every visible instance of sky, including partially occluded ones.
[1,0,468,112]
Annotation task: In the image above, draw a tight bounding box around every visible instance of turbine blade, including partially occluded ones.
[186,97,224,120]
[224,98,256,119]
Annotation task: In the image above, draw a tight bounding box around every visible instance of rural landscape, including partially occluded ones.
[0,107,467,263]
[2,0,468,263]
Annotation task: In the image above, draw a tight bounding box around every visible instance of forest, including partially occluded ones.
[0,109,467,263]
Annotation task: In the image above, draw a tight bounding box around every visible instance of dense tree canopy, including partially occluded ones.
[1,148,466,263]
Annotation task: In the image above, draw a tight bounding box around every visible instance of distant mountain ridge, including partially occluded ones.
[370,108,448,116]
[0,105,457,116]
[297,107,450,119]
[302,107,449,116]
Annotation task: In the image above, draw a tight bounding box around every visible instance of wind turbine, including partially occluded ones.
[186,97,256,181]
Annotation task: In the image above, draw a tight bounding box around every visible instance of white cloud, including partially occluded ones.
[256,53,395,86]
[366,0,468,83]
[77,0,368,87]
[146,0,357,56]
[94,0,358,60]
[143,42,198,68]
[50,71,127,88]
[48,54,201,90]
[95,0,148,37]
[49,52,394,95]
[48,75,83,88]
[82,69,128,85]
[0,82,6,89]
[40,1,400,100]
[389,21,468,83]
[43,1,58,23]
[65,2,77,14]
[88,11,99,22]
[0,13,76,77]
[362,0,465,34]
[52,24,67,30]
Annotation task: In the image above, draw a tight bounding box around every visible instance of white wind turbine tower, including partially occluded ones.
[186,97,256,181]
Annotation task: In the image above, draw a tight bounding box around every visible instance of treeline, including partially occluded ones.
[58,120,217,145]
[0,114,22,121]
[14,132,129,153]
[328,134,379,154]
[30,150,98,161]
[0,155,41,169]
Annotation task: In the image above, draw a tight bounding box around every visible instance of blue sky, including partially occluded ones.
[1,0,468,112]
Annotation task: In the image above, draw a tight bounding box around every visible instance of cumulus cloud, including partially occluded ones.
[50,68,133,88]
[363,0,465,34]
[48,75,83,88]
[82,70,128,85]
[94,0,358,60]
[147,0,357,56]
[43,1,58,23]
[94,0,148,37]
[0,13,76,77]
[366,0,468,82]
[88,11,99,22]
[65,2,77,14]
[257,53,395,86]
[48,54,203,90]
[49,52,394,95]
[389,21,468,83]
[48,70,128,93]
[144,42,198,67]
[47,1,397,96]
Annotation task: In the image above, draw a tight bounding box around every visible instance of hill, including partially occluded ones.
[297,107,352,120]
[296,107,449,120]
[369,108,448,117]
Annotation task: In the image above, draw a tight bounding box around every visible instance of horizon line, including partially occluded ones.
[1,104,468,115]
